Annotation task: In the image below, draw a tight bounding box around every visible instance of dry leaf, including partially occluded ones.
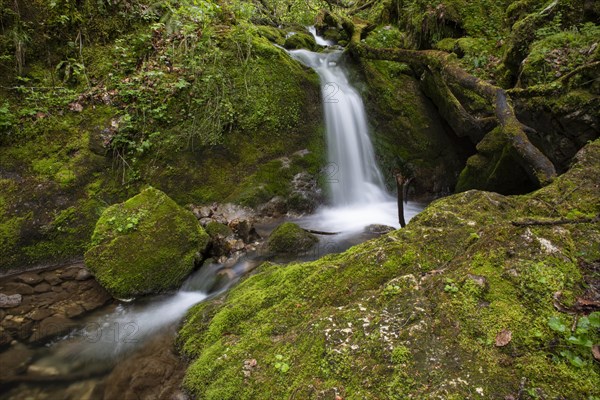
[592,345,600,362]
[495,329,512,347]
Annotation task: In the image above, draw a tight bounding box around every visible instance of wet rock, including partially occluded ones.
[0,343,34,377]
[1,315,33,340]
[267,222,318,255]
[29,308,54,321]
[79,285,112,311]
[33,282,52,293]
[0,326,13,348]
[27,364,61,376]
[0,293,22,308]
[30,315,75,343]
[61,280,79,293]
[191,205,213,219]
[364,224,396,235]
[42,271,62,286]
[287,172,322,213]
[103,330,187,400]
[60,265,84,280]
[259,196,287,217]
[229,218,259,243]
[17,273,43,285]
[62,303,86,319]
[2,282,34,296]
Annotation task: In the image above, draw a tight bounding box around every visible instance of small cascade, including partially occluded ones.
[288,29,422,232]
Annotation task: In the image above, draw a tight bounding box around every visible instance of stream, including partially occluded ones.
[0,28,424,399]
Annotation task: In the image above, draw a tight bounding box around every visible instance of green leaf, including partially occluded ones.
[567,335,593,348]
[576,317,590,334]
[588,312,600,328]
[548,316,566,333]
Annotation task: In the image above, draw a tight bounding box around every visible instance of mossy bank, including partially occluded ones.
[178,140,600,399]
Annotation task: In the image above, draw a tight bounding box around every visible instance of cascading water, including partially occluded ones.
[288,31,422,232]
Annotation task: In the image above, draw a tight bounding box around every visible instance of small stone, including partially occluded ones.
[59,266,81,280]
[75,268,92,281]
[2,282,34,295]
[43,272,62,286]
[33,283,52,293]
[29,315,75,343]
[63,303,86,319]
[0,293,22,308]
[17,273,43,285]
[29,308,54,321]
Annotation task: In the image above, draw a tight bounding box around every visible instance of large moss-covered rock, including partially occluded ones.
[178,140,600,399]
[266,222,317,254]
[84,187,209,298]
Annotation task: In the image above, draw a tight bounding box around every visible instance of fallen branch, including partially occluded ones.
[511,214,599,227]
[302,228,341,235]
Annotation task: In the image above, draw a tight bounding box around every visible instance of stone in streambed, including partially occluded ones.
[267,222,318,255]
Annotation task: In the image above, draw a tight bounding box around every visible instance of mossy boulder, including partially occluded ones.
[178,140,600,399]
[84,187,209,298]
[204,221,233,239]
[283,32,317,51]
[266,222,317,254]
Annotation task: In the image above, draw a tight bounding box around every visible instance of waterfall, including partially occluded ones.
[288,30,422,232]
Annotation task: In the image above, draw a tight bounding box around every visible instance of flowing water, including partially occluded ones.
[289,31,423,233]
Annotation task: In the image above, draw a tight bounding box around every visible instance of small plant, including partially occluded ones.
[273,354,290,374]
[391,345,411,364]
[548,312,600,367]
[383,283,402,297]
[107,210,147,234]
[444,278,459,294]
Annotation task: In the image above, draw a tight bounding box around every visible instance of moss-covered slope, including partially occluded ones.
[178,139,600,399]
[0,2,325,272]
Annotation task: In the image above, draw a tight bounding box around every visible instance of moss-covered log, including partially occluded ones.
[349,27,557,193]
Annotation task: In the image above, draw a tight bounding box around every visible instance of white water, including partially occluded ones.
[289,30,422,232]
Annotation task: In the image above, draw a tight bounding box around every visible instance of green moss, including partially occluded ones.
[178,140,600,399]
[283,32,317,51]
[84,187,209,298]
[356,54,469,196]
[205,221,233,238]
[520,22,600,87]
[267,222,318,254]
